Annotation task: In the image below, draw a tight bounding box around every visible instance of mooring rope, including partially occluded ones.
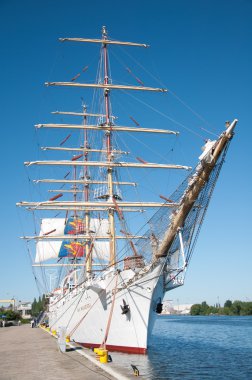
[100,271,119,348]
[68,273,116,337]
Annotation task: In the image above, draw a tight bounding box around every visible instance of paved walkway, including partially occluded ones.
[0,325,116,380]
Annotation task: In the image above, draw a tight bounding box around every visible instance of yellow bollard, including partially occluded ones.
[99,349,108,363]
[65,336,70,343]
[94,348,102,360]
[94,348,108,363]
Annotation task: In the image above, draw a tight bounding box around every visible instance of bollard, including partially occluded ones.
[131,364,140,376]
[94,348,108,363]
[99,349,108,363]
[94,347,102,361]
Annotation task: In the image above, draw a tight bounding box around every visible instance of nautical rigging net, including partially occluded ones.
[118,140,232,285]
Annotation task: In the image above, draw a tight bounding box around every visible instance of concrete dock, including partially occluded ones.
[0,324,127,380]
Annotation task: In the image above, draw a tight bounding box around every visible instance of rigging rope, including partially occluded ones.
[68,273,116,336]
[100,271,119,348]
[115,46,218,136]
[123,89,204,139]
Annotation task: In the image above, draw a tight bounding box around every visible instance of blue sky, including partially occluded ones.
[0,0,251,306]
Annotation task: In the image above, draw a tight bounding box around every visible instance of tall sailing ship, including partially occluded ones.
[17,27,237,354]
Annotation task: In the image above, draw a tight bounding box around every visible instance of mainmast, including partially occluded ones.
[101,26,116,266]
[82,104,92,275]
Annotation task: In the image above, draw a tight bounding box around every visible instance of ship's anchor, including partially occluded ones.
[121,299,130,314]
[156,297,163,314]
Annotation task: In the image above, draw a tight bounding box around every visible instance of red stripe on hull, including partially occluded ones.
[78,342,147,354]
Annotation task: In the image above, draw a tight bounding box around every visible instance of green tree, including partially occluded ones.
[224,300,232,308]
[201,301,210,315]
[222,307,231,315]
[190,300,252,316]
[190,304,202,315]
[240,302,252,315]
[41,294,49,310]
[208,305,218,314]
[231,300,243,315]
[31,295,48,317]
[31,298,37,316]
[5,309,21,321]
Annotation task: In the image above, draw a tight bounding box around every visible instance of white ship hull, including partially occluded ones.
[48,260,165,353]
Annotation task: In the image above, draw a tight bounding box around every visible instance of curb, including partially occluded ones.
[40,326,130,380]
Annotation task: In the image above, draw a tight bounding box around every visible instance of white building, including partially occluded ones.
[162,300,193,315]
[173,304,193,315]
[17,302,32,319]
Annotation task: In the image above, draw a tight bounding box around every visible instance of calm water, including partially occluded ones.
[111,315,252,379]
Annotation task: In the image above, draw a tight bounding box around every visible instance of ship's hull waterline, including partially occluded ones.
[48,261,165,353]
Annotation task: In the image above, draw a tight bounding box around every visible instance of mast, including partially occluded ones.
[82,104,92,275]
[102,26,116,266]
[73,150,78,284]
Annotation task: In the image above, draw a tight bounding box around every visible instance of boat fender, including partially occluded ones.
[121,299,130,314]
[156,298,163,314]
[131,364,140,376]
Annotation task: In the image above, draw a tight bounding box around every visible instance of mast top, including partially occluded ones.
[102,26,108,39]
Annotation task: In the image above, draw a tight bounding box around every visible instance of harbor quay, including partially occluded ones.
[0,324,129,380]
